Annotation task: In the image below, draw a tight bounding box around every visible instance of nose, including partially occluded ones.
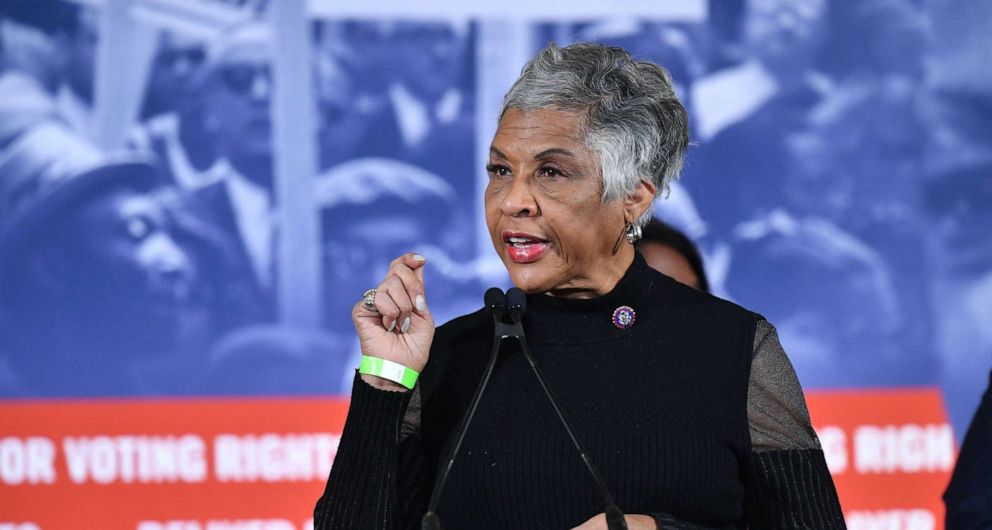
[500,176,539,218]
[145,234,194,287]
[250,72,272,101]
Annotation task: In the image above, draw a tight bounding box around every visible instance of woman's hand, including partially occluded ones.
[353,253,434,392]
[571,513,658,530]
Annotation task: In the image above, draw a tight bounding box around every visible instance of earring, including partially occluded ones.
[625,222,642,245]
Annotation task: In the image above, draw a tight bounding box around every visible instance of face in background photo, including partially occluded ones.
[394,21,466,106]
[200,24,275,188]
[742,0,827,80]
[0,123,199,396]
[317,158,460,333]
[724,210,908,386]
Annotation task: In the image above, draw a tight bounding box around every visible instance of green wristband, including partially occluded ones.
[359,355,420,390]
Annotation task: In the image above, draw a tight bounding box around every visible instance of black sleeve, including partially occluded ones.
[744,320,847,530]
[313,373,433,530]
[944,369,992,530]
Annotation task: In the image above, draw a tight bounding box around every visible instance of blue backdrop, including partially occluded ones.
[0,0,989,438]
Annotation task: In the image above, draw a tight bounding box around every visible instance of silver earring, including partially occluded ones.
[625,222,642,245]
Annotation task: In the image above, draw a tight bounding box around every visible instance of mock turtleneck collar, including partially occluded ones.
[522,253,674,345]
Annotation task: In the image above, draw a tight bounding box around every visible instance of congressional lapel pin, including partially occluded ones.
[612,305,636,330]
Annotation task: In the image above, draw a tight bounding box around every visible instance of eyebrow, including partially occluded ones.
[489,147,577,160]
[534,148,576,160]
[489,146,509,160]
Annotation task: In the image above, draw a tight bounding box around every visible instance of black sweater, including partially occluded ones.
[315,255,846,529]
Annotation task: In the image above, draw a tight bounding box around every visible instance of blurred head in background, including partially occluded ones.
[314,47,366,168]
[726,214,903,386]
[742,0,827,83]
[0,0,84,91]
[824,0,929,82]
[0,0,99,144]
[200,23,274,188]
[142,31,209,120]
[0,123,196,395]
[318,20,398,98]
[394,21,467,105]
[638,218,709,292]
[317,158,456,331]
[925,90,992,278]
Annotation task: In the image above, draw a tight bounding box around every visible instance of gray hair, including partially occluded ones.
[501,42,689,226]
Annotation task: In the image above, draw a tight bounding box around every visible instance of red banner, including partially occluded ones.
[0,399,349,530]
[1,388,954,529]
[807,388,955,530]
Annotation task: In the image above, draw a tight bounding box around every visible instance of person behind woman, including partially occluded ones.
[638,218,710,293]
[314,42,845,529]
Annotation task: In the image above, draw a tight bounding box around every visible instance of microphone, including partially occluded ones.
[485,287,507,320]
[505,288,628,530]
[506,287,526,321]
[423,287,508,530]
[423,287,628,530]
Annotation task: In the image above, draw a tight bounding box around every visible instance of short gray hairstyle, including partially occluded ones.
[501,42,689,226]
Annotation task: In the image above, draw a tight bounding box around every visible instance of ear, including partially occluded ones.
[623,179,657,223]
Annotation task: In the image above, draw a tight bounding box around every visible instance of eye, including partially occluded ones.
[486,163,510,178]
[126,217,151,241]
[538,165,564,178]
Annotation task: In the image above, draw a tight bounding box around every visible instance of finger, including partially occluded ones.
[357,289,379,315]
[353,289,383,320]
[391,253,427,283]
[382,275,414,333]
[389,262,428,314]
[373,283,401,331]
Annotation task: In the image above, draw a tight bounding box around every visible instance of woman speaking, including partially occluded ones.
[314,43,845,529]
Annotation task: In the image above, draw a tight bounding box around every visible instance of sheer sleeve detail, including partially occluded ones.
[747,319,820,452]
[313,372,431,530]
[400,382,422,439]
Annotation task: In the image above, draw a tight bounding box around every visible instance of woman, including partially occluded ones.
[314,43,844,529]
[638,218,710,293]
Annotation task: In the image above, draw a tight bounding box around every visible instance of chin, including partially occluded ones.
[505,262,557,294]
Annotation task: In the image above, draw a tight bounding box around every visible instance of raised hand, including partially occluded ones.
[352,253,435,392]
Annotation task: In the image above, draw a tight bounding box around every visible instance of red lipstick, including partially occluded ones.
[502,231,550,264]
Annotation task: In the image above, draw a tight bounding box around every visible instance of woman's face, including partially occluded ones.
[485,108,649,296]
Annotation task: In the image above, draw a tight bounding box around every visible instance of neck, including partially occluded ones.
[546,246,636,299]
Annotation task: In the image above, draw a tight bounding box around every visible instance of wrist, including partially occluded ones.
[359,373,410,392]
[358,355,420,390]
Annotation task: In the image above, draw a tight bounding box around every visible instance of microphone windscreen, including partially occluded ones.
[605,504,629,530]
[506,287,526,315]
[484,287,506,312]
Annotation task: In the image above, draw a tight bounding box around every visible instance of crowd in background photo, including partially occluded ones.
[0,0,988,444]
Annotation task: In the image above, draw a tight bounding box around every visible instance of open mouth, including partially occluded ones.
[502,231,550,263]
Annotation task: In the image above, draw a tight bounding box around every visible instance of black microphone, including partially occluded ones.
[423,287,628,530]
[506,286,526,321]
[422,287,508,530]
[485,287,507,320]
[505,288,629,530]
